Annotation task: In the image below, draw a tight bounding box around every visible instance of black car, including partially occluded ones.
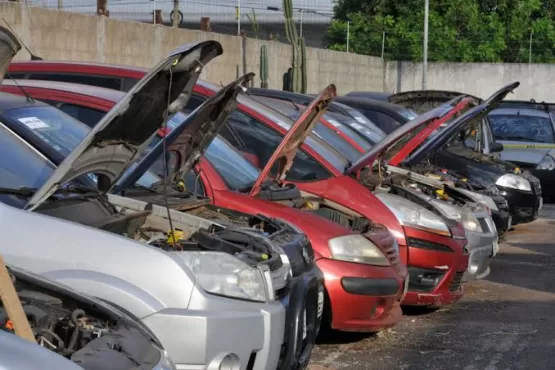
[488,100,555,201]
[345,91,392,101]
[401,82,543,227]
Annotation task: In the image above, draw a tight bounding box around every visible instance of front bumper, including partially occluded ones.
[489,195,512,235]
[463,218,498,282]
[402,227,469,307]
[531,168,555,200]
[278,268,323,370]
[141,288,286,370]
[498,176,542,224]
[316,258,405,332]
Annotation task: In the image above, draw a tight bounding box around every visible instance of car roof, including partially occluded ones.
[2,79,125,102]
[10,60,149,74]
[0,91,50,112]
[333,95,407,113]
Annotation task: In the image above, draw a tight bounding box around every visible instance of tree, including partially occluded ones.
[326,0,555,63]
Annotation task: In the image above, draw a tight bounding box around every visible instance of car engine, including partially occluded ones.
[1,268,162,370]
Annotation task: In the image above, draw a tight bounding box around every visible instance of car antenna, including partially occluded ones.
[1,18,43,60]
[7,73,34,103]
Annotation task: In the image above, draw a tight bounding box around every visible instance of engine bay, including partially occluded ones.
[256,181,377,234]
[33,192,290,291]
[1,268,160,370]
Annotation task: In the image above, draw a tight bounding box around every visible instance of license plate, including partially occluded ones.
[507,216,512,230]
[492,239,499,256]
[317,291,324,318]
[539,197,543,210]
[302,310,307,340]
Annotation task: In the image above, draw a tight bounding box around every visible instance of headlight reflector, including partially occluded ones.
[173,251,269,302]
[430,200,482,233]
[537,153,555,171]
[328,235,390,266]
[496,174,531,191]
[376,193,451,237]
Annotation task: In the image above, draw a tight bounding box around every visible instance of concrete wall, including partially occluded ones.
[1,3,385,94]
[385,61,555,101]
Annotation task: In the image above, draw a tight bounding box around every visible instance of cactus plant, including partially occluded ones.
[260,44,269,88]
[282,0,307,93]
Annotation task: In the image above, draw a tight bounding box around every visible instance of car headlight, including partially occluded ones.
[430,200,482,233]
[174,251,270,302]
[154,350,177,370]
[495,174,531,191]
[537,153,555,171]
[376,193,451,237]
[328,235,390,266]
[456,188,499,211]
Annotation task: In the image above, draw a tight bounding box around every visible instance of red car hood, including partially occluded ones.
[249,84,336,196]
[345,95,473,174]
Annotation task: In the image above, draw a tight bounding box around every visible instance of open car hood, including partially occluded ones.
[405,82,520,166]
[0,26,20,85]
[112,73,254,193]
[389,90,482,114]
[345,95,469,175]
[25,40,223,210]
[248,84,336,196]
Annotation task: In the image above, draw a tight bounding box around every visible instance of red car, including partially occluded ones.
[0,78,407,332]
[6,61,468,308]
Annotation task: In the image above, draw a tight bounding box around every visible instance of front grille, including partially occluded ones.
[478,218,490,233]
[407,237,454,253]
[449,272,464,292]
[268,257,284,271]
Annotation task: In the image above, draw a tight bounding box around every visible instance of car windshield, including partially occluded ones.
[0,124,55,191]
[488,113,555,143]
[325,112,375,150]
[399,108,419,121]
[250,96,362,163]
[2,105,90,158]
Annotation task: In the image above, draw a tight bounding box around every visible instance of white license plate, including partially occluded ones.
[317,291,324,318]
[302,310,307,340]
[539,197,543,210]
[492,239,499,256]
[508,216,512,230]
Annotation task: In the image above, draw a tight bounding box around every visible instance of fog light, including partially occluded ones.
[468,264,479,274]
[207,352,240,370]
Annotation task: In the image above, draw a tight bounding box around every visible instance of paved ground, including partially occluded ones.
[308,205,555,370]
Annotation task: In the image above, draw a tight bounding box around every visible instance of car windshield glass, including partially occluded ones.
[325,112,375,150]
[488,113,555,143]
[3,105,90,158]
[399,108,419,120]
[251,96,362,163]
[0,123,55,190]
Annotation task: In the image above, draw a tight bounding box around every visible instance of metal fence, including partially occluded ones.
[18,0,334,48]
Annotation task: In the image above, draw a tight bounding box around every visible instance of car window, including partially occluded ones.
[2,105,90,158]
[57,104,105,128]
[326,112,376,149]
[357,109,401,134]
[488,114,555,143]
[224,109,334,181]
[0,123,55,191]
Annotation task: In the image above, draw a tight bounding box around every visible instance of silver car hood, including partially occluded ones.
[0,26,21,85]
[25,40,223,211]
[0,201,197,319]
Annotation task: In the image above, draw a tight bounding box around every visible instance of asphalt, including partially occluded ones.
[308,205,555,370]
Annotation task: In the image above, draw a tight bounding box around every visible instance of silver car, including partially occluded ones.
[0,30,287,369]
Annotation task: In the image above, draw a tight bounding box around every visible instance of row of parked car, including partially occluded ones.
[0,27,545,370]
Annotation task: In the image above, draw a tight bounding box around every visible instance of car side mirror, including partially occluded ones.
[490,142,504,153]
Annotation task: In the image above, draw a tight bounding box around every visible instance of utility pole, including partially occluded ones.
[529,31,533,64]
[300,9,303,38]
[346,20,350,53]
[237,0,241,35]
[172,0,179,27]
[422,0,429,89]
[57,0,62,9]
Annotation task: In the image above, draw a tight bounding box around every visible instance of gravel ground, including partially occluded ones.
[308,205,555,370]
